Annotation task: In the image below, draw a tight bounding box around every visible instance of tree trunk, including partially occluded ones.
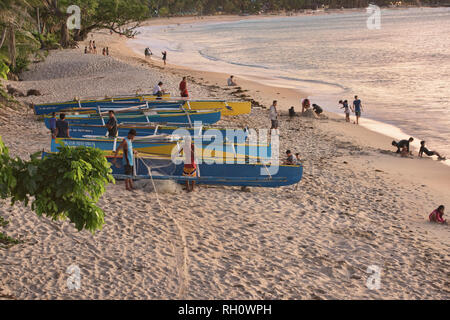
[60,22,70,48]
[7,26,16,69]
[0,27,7,49]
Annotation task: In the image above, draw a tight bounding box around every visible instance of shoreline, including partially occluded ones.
[0,15,449,299]
[121,14,449,167]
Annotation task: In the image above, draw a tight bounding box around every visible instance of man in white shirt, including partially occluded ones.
[153,81,164,96]
[227,75,237,86]
[269,100,278,130]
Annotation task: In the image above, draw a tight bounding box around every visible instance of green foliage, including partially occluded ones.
[0,232,21,248]
[32,32,60,50]
[0,60,8,79]
[0,137,115,233]
[0,216,8,227]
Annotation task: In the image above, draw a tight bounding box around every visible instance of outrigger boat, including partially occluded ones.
[67,123,249,139]
[33,93,171,115]
[41,151,303,188]
[51,135,272,161]
[109,154,302,188]
[44,109,222,128]
[34,95,251,116]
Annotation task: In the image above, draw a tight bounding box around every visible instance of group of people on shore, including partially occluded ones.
[339,95,363,124]
[144,48,167,66]
[391,137,446,161]
[84,40,109,56]
[151,77,189,97]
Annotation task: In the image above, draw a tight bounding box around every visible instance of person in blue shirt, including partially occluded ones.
[352,95,363,124]
[112,129,137,191]
[49,112,57,137]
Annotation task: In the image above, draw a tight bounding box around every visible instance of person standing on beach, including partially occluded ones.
[93,41,97,54]
[162,51,167,65]
[179,76,189,98]
[106,110,118,138]
[302,98,310,113]
[339,100,350,122]
[49,112,57,137]
[269,100,279,133]
[145,47,152,59]
[55,113,70,138]
[106,47,109,56]
[352,95,363,124]
[112,129,137,191]
[183,141,197,192]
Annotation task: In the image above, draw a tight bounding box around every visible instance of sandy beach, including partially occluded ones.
[0,17,449,299]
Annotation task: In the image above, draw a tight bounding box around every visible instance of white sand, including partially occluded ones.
[0,32,449,299]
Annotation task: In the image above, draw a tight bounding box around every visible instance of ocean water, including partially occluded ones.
[128,7,450,159]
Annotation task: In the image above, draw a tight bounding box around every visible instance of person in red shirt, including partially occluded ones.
[183,142,197,192]
[429,205,446,224]
[302,98,310,113]
[179,76,189,98]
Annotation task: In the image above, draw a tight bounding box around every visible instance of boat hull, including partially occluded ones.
[109,156,303,187]
[44,110,221,128]
[34,97,250,116]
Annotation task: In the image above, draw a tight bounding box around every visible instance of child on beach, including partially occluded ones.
[301,98,310,113]
[392,137,414,154]
[339,100,350,122]
[284,150,296,165]
[162,51,167,65]
[429,205,446,224]
[419,141,446,160]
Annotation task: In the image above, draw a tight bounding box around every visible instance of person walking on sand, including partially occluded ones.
[339,100,350,122]
[112,129,137,191]
[392,137,414,154]
[429,205,446,224]
[419,141,446,160]
[352,95,363,124]
[93,41,97,54]
[162,50,167,65]
[179,76,189,98]
[301,98,310,113]
[269,100,279,133]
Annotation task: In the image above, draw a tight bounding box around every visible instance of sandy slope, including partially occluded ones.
[0,39,448,299]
